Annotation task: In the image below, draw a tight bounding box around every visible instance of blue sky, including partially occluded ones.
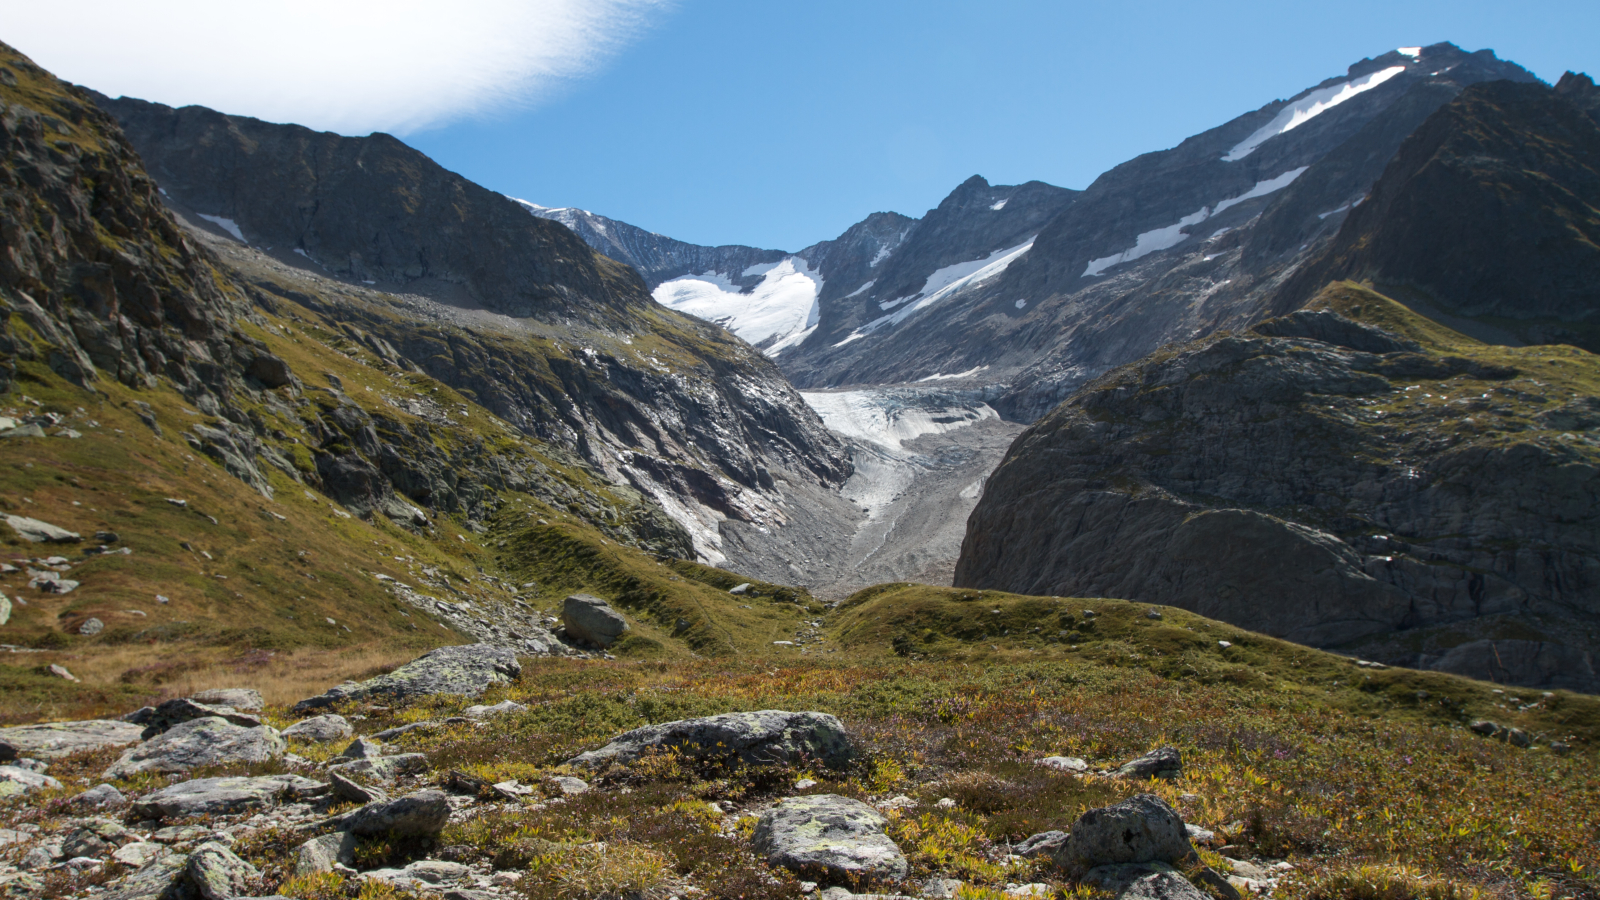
[12,1,1600,251]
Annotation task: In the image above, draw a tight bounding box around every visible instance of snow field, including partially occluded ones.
[1223,66,1407,161]
[653,258,823,352]
[837,238,1035,347]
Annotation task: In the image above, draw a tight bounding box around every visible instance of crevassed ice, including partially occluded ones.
[197,214,245,243]
[801,390,998,452]
[835,239,1035,348]
[1083,168,1307,278]
[1223,66,1407,162]
[653,258,823,353]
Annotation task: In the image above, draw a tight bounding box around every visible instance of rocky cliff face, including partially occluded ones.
[956,284,1600,691]
[91,93,851,565]
[1276,78,1600,351]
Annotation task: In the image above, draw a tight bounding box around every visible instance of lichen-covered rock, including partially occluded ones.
[66,783,127,810]
[1114,747,1183,780]
[563,593,628,648]
[326,753,429,784]
[187,689,264,712]
[0,719,144,760]
[3,514,81,543]
[1016,830,1069,859]
[281,714,353,743]
[187,840,259,900]
[462,700,526,719]
[569,710,852,769]
[1084,863,1209,900]
[295,831,358,876]
[104,717,285,779]
[753,794,908,882]
[342,789,451,837]
[62,819,132,858]
[129,697,263,739]
[0,765,61,797]
[1051,794,1194,873]
[101,852,190,900]
[132,775,319,819]
[293,643,520,712]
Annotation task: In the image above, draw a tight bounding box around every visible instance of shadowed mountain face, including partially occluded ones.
[955,285,1600,692]
[1277,78,1600,350]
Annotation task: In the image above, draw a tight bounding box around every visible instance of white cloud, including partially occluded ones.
[3,0,671,135]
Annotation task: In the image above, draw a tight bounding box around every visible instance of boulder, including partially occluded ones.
[569,710,852,769]
[132,775,319,819]
[281,714,353,743]
[326,752,429,784]
[187,840,260,900]
[330,769,387,804]
[3,514,81,543]
[1015,830,1069,859]
[131,698,263,739]
[1038,756,1088,774]
[112,842,164,868]
[339,736,386,759]
[104,717,286,779]
[189,689,264,712]
[753,794,908,882]
[1083,863,1209,900]
[462,700,526,719]
[342,789,451,837]
[1114,746,1183,780]
[294,831,358,876]
[293,643,520,712]
[364,859,474,889]
[563,593,628,648]
[66,783,127,810]
[1052,794,1193,874]
[101,853,190,900]
[0,719,144,760]
[62,819,132,858]
[0,764,61,797]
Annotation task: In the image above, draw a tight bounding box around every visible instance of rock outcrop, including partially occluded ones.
[957,286,1600,690]
[752,794,908,882]
[569,710,853,769]
[293,642,521,712]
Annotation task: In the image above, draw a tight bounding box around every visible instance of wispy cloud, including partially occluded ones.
[5,1,672,134]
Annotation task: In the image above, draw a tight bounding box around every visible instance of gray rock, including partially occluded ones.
[342,789,451,837]
[100,852,189,900]
[325,753,429,783]
[78,617,105,635]
[281,714,353,743]
[371,721,436,741]
[339,736,385,758]
[134,698,263,739]
[0,592,10,626]
[187,840,260,900]
[20,840,62,871]
[9,757,47,773]
[753,794,908,882]
[364,859,474,889]
[112,842,164,868]
[0,719,145,760]
[563,593,628,648]
[63,819,132,858]
[330,770,386,804]
[1016,830,1069,859]
[189,689,264,712]
[461,700,526,719]
[0,765,61,796]
[293,643,521,712]
[67,783,127,809]
[1038,756,1088,774]
[550,775,589,795]
[569,709,852,769]
[132,775,316,819]
[1052,794,1194,873]
[294,831,358,876]
[1084,863,1208,900]
[105,717,286,779]
[3,514,81,543]
[1115,746,1183,780]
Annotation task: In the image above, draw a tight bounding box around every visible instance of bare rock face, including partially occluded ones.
[569,710,853,770]
[957,292,1600,691]
[752,794,908,882]
[562,594,628,648]
[293,643,520,712]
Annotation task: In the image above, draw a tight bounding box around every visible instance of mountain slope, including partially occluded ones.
[1276,77,1600,350]
[94,94,852,565]
[955,283,1600,691]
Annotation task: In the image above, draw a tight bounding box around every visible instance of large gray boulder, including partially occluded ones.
[570,710,852,769]
[4,514,81,543]
[1084,863,1209,900]
[1051,794,1194,874]
[326,753,429,784]
[563,593,628,648]
[281,714,353,743]
[132,775,319,819]
[0,765,62,797]
[1114,746,1183,780]
[127,698,263,739]
[294,832,358,876]
[0,719,144,760]
[103,717,286,779]
[293,643,520,712]
[101,853,190,900]
[752,794,908,882]
[342,789,451,837]
[188,689,264,712]
[187,841,259,900]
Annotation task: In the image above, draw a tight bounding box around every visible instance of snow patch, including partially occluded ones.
[991,198,1008,211]
[1083,168,1307,277]
[1014,299,1027,309]
[1317,203,1351,220]
[1397,47,1422,58]
[1223,66,1406,161]
[844,280,875,299]
[917,366,990,383]
[838,239,1034,346]
[653,258,823,353]
[197,214,245,243]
